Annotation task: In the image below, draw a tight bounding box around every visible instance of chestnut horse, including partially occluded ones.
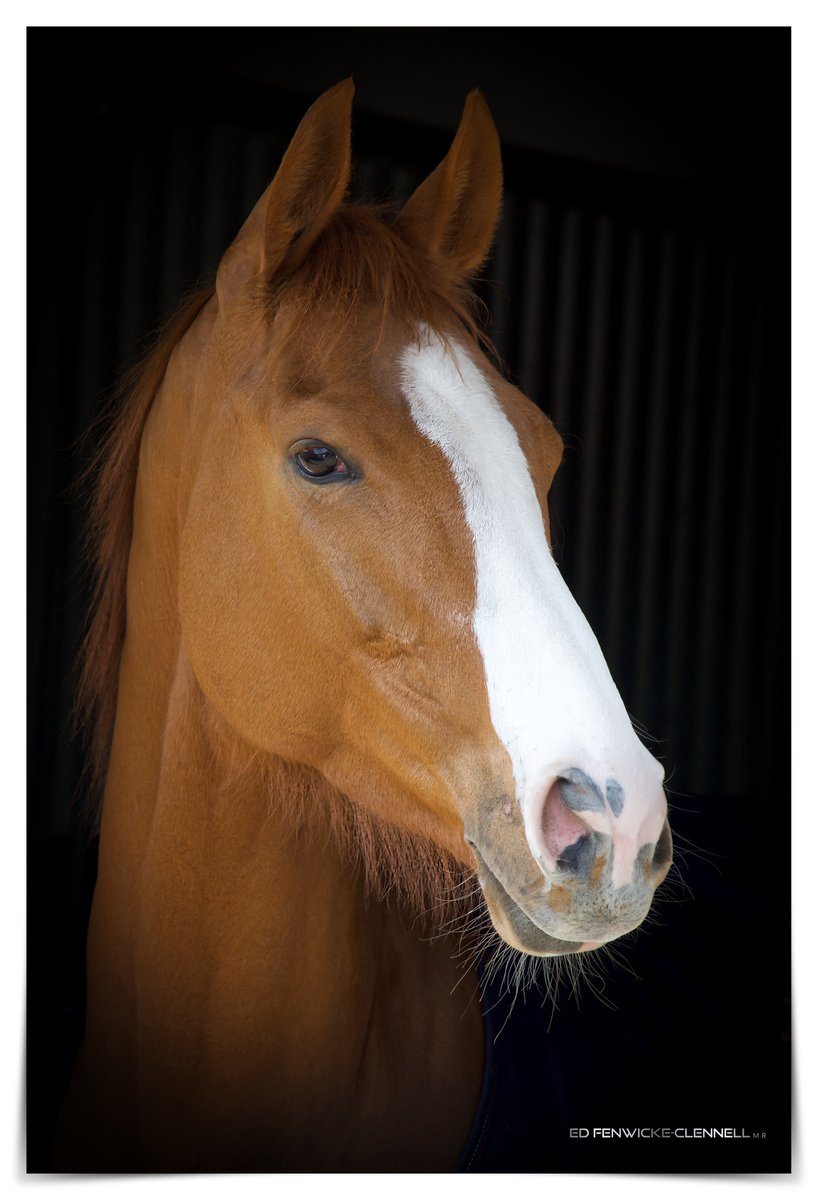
[56,80,671,1171]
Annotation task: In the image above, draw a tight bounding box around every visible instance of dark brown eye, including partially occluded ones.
[292,440,354,483]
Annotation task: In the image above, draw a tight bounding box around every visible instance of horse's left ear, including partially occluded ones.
[396,89,502,276]
[216,78,354,311]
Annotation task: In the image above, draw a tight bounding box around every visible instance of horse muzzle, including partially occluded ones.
[466,771,672,956]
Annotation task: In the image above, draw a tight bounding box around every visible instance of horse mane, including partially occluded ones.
[76,284,216,827]
[76,203,494,913]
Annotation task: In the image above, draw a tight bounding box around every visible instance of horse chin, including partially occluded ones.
[472,845,632,958]
[471,849,584,956]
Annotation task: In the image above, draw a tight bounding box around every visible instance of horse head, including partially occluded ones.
[176,79,672,958]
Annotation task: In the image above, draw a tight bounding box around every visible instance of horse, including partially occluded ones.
[55,79,672,1172]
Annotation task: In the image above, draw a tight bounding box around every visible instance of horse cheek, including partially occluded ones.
[177,437,344,763]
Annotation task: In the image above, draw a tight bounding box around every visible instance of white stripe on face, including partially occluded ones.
[400,327,664,885]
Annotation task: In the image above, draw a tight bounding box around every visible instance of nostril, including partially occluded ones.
[557,833,595,876]
[651,819,673,878]
[542,779,591,861]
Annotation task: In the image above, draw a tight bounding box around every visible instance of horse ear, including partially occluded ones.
[396,89,502,276]
[216,78,354,310]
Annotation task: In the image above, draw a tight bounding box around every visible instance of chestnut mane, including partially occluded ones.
[76,283,214,823]
[76,204,492,921]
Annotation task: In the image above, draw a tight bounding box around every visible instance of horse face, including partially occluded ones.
[178,79,670,956]
[179,308,670,955]
[179,309,510,847]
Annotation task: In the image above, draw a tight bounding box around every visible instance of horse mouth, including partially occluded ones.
[471,846,588,957]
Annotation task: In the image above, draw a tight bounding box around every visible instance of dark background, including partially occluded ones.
[28,27,791,1172]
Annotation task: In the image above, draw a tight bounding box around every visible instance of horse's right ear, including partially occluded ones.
[396,89,502,277]
[216,79,354,312]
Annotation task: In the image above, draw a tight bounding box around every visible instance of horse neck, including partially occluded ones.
[83,334,484,1168]
[98,636,390,1058]
[91,329,382,1072]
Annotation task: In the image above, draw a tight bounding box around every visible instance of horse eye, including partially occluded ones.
[292,440,353,483]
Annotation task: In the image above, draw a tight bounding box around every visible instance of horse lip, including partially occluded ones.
[471,845,585,956]
[471,837,654,950]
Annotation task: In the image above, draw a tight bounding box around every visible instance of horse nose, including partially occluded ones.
[540,769,670,889]
[650,816,673,884]
[541,774,595,865]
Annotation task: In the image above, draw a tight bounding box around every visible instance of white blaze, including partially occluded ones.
[400,327,663,880]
